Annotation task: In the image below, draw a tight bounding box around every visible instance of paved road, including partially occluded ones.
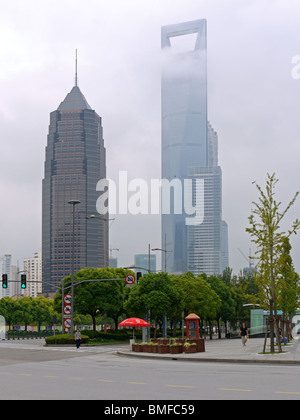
[0,339,300,400]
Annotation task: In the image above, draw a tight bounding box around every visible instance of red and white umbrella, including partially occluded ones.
[118,317,150,339]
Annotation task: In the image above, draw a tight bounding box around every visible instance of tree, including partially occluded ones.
[124,272,182,338]
[54,267,130,331]
[277,237,300,341]
[13,297,33,331]
[31,297,53,331]
[171,272,221,337]
[0,297,15,330]
[207,275,236,338]
[246,173,300,352]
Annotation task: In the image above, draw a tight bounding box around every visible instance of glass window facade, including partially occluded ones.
[161,20,224,275]
[42,86,108,293]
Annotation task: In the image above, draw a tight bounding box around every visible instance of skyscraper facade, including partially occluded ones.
[161,19,225,275]
[42,80,108,293]
[23,251,42,298]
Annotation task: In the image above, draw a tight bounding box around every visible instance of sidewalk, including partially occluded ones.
[117,336,300,364]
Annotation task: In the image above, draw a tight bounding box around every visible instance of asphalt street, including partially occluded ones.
[0,338,300,400]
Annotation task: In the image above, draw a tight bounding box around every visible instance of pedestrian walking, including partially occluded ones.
[75,328,81,349]
[239,322,249,346]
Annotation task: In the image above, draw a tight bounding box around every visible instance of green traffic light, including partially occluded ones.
[21,274,26,289]
[2,274,8,288]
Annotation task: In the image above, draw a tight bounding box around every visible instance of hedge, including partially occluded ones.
[45,334,89,345]
[81,329,133,341]
[7,330,55,338]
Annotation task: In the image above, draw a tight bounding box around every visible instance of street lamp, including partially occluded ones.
[151,247,172,272]
[86,214,115,221]
[68,199,81,337]
[151,245,172,338]
[86,215,115,267]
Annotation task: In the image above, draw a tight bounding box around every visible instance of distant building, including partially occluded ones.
[222,221,229,272]
[23,251,42,298]
[161,19,226,275]
[134,254,156,275]
[42,74,108,293]
[0,254,12,298]
[109,257,118,269]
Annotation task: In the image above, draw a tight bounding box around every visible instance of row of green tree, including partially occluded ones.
[246,173,300,352]
[52,266,260,338]
[0,173,298,347]
[0,296,54,330]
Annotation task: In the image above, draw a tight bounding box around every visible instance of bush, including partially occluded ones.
[80,329,132,341]
[45,334,89,345]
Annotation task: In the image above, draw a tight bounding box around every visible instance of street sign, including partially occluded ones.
[64,293,72,304]
[63,304,72,315]
[125,274,135,285]
[63,318,71,329]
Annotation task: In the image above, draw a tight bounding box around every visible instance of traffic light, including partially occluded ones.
[2,274,8,289]
[21,274,26,289]
[136,272,142,284]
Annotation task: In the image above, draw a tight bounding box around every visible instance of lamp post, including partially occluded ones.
[68,199,81,337]
[151,241,172,338]
[86,215,115,268]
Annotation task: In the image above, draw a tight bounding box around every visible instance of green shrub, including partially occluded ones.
[80,329,132,341]
[45,334,89,345]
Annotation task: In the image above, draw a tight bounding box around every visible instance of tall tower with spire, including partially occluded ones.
[42,60,108,293]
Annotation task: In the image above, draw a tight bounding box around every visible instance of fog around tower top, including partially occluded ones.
[0,0,300,274]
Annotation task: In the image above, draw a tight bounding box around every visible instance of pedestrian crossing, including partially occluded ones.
[0,339,128,354]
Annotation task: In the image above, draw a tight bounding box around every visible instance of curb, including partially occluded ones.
[116,351,300,365]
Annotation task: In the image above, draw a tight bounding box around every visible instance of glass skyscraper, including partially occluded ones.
[161,19,226,275]
[42,81,108,293]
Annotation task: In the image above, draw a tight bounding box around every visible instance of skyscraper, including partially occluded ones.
[42,73,108,293]
[161,19,225,275]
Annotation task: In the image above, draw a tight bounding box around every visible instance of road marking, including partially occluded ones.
[19,374,32,376]
[0,372,9,375]
[218,388,253,392]
[128,382,147,385]
[275,391,300,395]
[96,379,115,383]
[166,385,197,389]
[44,375,57,378]
[69,377,85,381]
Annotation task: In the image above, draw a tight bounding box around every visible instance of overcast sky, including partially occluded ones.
[1,0,300,275]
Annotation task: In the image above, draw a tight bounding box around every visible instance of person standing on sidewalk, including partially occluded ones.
[75,329,81,349]
[239,322,249,346]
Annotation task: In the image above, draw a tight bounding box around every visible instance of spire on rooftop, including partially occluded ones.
[57,50,92,111]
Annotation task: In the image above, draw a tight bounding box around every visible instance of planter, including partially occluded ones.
[175,339,186,345]
[144,344,153,352]
[140,343,149,352]
[132,344,144,352]
[158,339,170,345]
[151,344,159,353]
[187,338,205,352]
[158,344,170,354]
[170,345,183,354]
[184,344,197,354]
[147,344,156,353]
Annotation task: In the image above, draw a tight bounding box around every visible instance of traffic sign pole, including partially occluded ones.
[125,274,136,287]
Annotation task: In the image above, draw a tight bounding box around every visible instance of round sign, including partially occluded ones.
[64,294,72,304]
[63,318,71,329]
[63,304,72,315]
[125,274,135,284]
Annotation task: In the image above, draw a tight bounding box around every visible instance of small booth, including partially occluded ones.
[185,313,200,339]
[185,313,205,352]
